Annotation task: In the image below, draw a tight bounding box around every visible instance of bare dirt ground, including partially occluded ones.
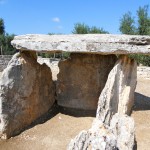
[0,105,95,150]
[0,68,150,150]
[132,78,150,150]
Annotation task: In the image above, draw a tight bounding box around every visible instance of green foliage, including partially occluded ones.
[38,53,53,58]
[62,52,70,59]
[119,5,150,66]
[0,18,16,55]
[119,12,136,35]
[120,5,150,35]
[48,33,54,35]
[0,18,5,35]
[72,23,90,34]
[137,5,150,35]
[89,26,109,34]
[72,23,109,34]
[0,33,16,55]
[39,52,70,59]
[129,54,150,66]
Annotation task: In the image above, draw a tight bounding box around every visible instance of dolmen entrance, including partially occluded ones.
[0,34,150,149]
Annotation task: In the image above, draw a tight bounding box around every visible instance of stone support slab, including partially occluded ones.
[56,53,117,110]
[0,51,55,139]
[68,55,137,150]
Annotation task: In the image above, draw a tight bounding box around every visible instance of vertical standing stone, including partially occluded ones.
[56,53,117,110]
[96,55,137,125]
[68,55,137,150]
[0,51,55,139]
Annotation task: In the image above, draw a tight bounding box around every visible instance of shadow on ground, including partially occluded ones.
[59,106,96,117]
[13,102,96,137]
[12,91,150,138]
[134,92,150,111]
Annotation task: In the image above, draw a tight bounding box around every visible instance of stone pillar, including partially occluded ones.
[0,51,55,139]
[68,55,137,150]
[96,55,137,125]
[56,53,117,110]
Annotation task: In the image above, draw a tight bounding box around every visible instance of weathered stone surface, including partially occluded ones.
[0,55,12,72]
[110,113,135,150]
[0,52,55,139]
[56,53,117,110]
[68,56,136,150]
[68,114,135,150]
[11,34,150,54]
[68,122,117,150]
[96,55,137,125]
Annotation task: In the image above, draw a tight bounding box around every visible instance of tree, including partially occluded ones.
[0,33,16,55]
[72,23,108,34]
[119,5,150,66]
[0,18,16,55]
[119,12,136,35]
[0,18,5,35]
[137,5,150,35]
[89,26,109,34]
[0,34,5,55]
[119,5,150,35]
[3,34,16,55]
[72,23,90,34]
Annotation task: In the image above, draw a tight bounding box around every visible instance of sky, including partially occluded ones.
[0,0,150,35]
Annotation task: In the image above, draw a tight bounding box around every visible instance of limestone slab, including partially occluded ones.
[11,34,150,54]
[0,52,55,139]
[68,56,136,150]
[96,55,137,125]
[56,53,117,110]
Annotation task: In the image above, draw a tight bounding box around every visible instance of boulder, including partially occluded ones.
[0,51,55,139]
[110,113,135,150]
[56,53,117,110]
[68,114,135,150]
[68,119,117,150]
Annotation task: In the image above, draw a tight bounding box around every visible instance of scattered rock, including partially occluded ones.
[68,114,135,150]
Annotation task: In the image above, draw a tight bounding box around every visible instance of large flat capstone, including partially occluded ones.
[11,34,150,54]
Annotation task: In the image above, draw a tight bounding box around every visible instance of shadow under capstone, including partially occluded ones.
[10,102,96,138]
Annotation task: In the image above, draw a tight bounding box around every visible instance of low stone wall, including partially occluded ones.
[137,66,150,79]
[0,55,12,72]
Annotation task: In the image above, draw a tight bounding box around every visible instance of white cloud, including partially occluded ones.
[52,17,60,23]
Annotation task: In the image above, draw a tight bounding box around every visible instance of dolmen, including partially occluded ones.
[0,34,150,149]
